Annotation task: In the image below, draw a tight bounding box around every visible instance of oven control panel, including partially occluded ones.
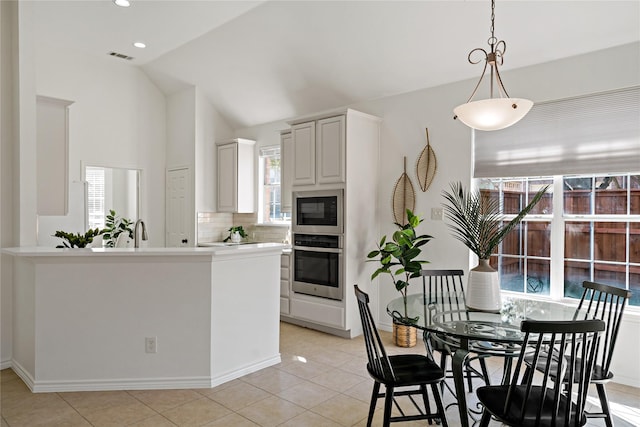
[293,233,341,249]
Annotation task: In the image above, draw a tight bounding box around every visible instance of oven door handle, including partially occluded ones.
[293,246,342,254]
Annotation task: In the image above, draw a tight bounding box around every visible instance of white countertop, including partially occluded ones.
[2,242,288,257]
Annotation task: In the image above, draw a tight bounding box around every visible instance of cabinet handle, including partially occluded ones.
[181,238,188,244]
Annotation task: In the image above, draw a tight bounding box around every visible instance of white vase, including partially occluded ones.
[230,231,242,243]
[466,259,502,312]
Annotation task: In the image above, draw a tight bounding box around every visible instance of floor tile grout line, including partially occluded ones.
[54,391,97,426]
[122,389,182,426]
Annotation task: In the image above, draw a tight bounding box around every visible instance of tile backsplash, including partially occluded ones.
[197,212,290,244]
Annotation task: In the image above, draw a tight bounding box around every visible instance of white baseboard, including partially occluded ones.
[210,354,282,388]
[611,375,640,389]
[0,358,12,370]
[10,360,35,390]
[11,354,282,393]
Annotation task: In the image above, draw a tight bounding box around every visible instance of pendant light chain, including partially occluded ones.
[489,0,496,48]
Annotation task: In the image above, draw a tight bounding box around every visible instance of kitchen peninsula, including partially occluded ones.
[2,243,286,392]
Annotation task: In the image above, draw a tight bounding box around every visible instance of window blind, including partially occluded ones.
[473,86,640,178]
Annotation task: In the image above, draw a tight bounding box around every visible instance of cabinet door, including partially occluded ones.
[280,132,293,212]
[316,115,346,184]
[292,121,316,186]
[217,143,237,212]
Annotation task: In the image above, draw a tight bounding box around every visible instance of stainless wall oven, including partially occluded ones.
[292,233,343,301]
[292,189,343,234]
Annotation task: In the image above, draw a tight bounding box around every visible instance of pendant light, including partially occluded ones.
[453,0,532,131]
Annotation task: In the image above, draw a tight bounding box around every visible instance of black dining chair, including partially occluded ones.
[420,269,490,395]
[523,280,631,427]
[354,285,449,427]
[476,319,605,427]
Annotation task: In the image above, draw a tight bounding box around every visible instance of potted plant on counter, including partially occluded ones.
[224,225,248,243]
[441,181,548,312]
[368,209,432,347]
[102,209,134,248]
[54,228,103,248]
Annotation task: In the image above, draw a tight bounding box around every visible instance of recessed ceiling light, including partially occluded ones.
[133,42,146,49]
[113,0,130,8]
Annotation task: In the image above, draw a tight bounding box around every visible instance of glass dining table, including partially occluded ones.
[387,293,582,427]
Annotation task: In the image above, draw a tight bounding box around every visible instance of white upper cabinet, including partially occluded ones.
[216,138,255,213]
[291,115,345,187]
[316,115,345,184]
[291,121,316,186]
[280,131,293,212]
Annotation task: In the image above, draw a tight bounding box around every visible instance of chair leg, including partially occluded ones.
[595,383,614,427]
[440,351,447,396]
[431,383,449,427]
[465,360,474,392]
[383,385,394,427]
[367,381,380,427]
[479,357,490,386]
[420,384,433,425]
[479,410,492,427]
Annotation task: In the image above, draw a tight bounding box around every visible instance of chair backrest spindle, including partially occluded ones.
[421,269,466,322]
[355,285,395,381]
[573,281,630,375]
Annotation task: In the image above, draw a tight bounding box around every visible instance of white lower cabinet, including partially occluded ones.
[280,252,291,315]
[290,298,345,329]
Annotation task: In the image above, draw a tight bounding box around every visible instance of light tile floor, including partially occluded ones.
[1,322,639,426]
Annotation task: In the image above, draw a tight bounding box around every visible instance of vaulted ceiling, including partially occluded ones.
[33,1,640,129]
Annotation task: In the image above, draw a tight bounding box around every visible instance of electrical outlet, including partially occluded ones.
[431,207,444,221]
[145,337,157,353]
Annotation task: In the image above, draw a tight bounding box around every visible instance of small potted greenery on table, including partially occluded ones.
[368,209,432,347]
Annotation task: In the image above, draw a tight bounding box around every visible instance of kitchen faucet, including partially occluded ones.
[134,219,148,248]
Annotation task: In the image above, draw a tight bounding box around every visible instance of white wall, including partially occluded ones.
[167,87,196,169]
[167,86,234,243]
[236,42,640,386]
[0,0,18,369]
[34,42,167,248]
[195,88,233,213]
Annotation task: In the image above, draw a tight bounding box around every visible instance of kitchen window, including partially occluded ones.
[258,146,290,224]
[86,166,106,229]
[480,174,640,307]
[473,87,639,307]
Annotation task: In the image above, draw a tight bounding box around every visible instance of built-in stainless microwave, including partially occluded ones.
[292,189,343,234]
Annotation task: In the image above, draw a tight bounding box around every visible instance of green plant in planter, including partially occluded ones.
[102,209,134,248]
[223,225,248,242]
[54,228,103,248]
[367,209,432,324]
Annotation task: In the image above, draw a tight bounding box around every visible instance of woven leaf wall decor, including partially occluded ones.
[392,157,415,224]
[416,127,437,192]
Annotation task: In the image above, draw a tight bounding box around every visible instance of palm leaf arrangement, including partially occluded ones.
[441,181,548,261]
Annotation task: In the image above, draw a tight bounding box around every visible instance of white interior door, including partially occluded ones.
[166,168,191,247]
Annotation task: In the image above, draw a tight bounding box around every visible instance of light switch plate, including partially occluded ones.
[431,207,444,221]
